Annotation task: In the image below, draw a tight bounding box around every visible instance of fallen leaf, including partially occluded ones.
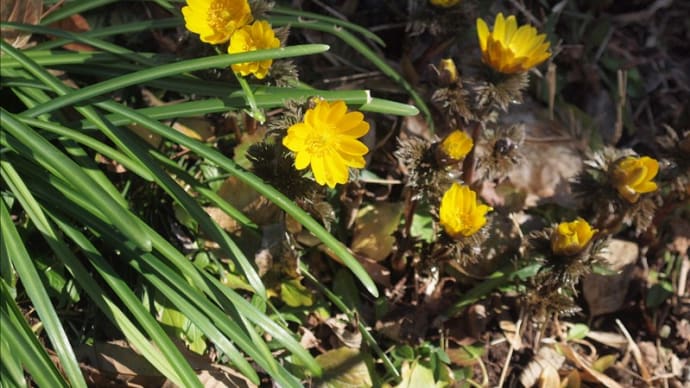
[584,330,628,349]
[218,176,280,227]
[314,347,372,388]
[562,369,581,388]
[582,239,638,317]
[392,361,441,388]
[591,354,617,373]
[76,340,167,387]
[537,364,561,388]
[280,278,314,307]
[50,13,93,51]
[325,314,362,349]
[186,367,257,388]
[520,346,566,388]
[172,118,216,142]
[1,0,42,48]
[446,344,484,367]
[558,343,622,388]
[351,202,402,262]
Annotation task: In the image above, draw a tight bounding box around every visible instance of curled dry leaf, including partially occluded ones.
[0,0,42,48]
[585,330,628,350]
[537,364,561,388]
[519,346,565,388]
[499,319,522,348]
[558,343,622,388]
[325,314,362,349]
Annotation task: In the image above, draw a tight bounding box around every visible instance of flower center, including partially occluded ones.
[458,213,473,230]
[207,1,231,31]
[305,131,333,157]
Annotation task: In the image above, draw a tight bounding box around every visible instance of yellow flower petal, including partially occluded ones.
[494,13,506,42]
[338,138,369,156]
[476,18,489,51]
[294,150,311,170]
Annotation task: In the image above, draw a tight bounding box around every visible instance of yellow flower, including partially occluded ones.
[439,130,473,162]
[430,0,461,7]
[551,218,597,256]
[182,0,253,44]
[228,20,281,79]
[283,100,370,188]
[439,184,492,238]
[611,156,659,203]
[476,13,551,74]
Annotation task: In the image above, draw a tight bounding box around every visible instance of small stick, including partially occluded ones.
[497,311,524,387]
[616,318,652,383]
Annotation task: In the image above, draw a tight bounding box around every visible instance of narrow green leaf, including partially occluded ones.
[271,6,386,46]
[1,22,159,66]
[32,18,181,50]
[16,44,330,118]
[2,67,135,206]
[0,161,197,387]
[0,50,113,69]
[40,0,120,25]
[269,15,430,127]
[18,116,154,181]
[0,109,152,251]
[200,270,322,379]
[0,202,86,387]
[302,266,398,379]
[446,263,542,316]
[1,281,67,388]
[8,162,299,384]
[0,296,29,387]
[99,101,379,297]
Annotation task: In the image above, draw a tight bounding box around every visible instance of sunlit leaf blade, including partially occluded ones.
[16,44,330,118]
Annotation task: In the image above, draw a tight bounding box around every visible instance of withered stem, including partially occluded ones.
[462,120,481,185]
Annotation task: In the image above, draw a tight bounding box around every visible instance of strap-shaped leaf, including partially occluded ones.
[0,202,86,387]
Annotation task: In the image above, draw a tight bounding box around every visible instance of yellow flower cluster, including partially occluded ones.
[476,13,551,74]
[551,218,597,256]
[182,0,280,79]
[283,100,370,188]
[611,156,659,203]
[439,184,492,238]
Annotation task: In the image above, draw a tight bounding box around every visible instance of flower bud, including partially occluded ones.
[436,130,473,166]
[551,218,597,256]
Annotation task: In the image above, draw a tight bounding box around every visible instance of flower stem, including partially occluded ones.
[234,72,266,123]
[462,121,481,184]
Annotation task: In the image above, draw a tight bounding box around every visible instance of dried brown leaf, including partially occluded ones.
[558,343,622,388]
[0,0,42,48]
[520,346,566,388]
[582,239,638,317]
